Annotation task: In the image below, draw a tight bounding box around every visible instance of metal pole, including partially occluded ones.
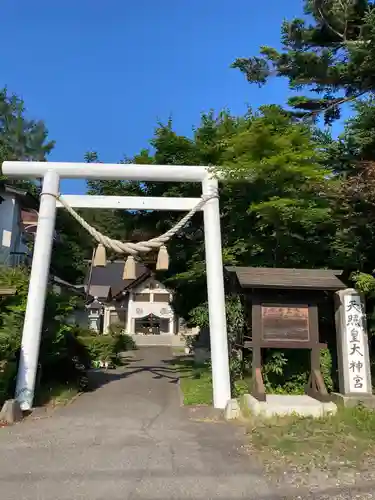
[15,170,60,410]
[202,176,231,409]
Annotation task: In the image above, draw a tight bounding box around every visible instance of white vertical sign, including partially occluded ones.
[343,294,369,393]
[2,229,12,247]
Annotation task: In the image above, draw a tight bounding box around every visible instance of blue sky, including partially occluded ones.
[1,0,348,194]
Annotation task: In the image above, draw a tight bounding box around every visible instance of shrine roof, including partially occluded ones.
[86,260,150,298]
[225,267,347,291]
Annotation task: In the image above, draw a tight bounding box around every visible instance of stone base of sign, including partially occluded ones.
[242,393,337,418]
[224,398,241,420]
[0,399,23,424]
[331,392,375,409]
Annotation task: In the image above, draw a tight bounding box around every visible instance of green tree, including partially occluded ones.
[232,0,375,123]
[0,86,90,283]
[86,107,337,321]
[51,210,94,284]
[0,266,86,404]
[0,87,54,174]
[215,105,336,268]
[229,0,375,303]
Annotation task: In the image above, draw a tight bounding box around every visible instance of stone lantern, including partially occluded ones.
[86,297,103,333]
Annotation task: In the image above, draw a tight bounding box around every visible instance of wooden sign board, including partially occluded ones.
[261,304,310,342]
[224,265,335,403]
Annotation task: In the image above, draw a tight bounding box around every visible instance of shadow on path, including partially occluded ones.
[86,350,195,392]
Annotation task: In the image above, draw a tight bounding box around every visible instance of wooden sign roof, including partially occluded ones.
[225,267,347,291]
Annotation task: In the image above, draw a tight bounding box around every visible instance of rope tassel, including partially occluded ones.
[156,245,169,271]
[123,255,136,280]
[93,243,107,267]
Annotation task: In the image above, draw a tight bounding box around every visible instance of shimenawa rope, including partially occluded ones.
[52,191,218,276]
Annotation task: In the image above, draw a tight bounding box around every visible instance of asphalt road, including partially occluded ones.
[0,347,273,500]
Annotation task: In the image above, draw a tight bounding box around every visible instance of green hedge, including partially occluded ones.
[77,333,136,365]
[0,268,140,406]
[0,361,17,405]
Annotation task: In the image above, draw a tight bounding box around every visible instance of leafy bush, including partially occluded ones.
[254,348,333,395]
[188,305,209,330]
[0,264,138,405]
[0,266,92,404]
[105,323,137,352]
[78,336,115,363]
[181,334,192,352]
[40,327,91,390]
[189,296,246,389]
[320,348,334,392]
[70,324,97,338]
[107,322,125,336]
[0,360,17,405]
[116,333,137,351]
[189,295,335,396]
[78,333,136,365]
[233,378,249,397]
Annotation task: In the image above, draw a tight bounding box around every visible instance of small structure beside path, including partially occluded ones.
[225,266,375,418]
[0,398,22,424]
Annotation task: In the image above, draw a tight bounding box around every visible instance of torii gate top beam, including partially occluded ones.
[2,161,210,183]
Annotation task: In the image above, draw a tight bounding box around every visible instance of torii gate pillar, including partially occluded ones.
[1,161,232,410]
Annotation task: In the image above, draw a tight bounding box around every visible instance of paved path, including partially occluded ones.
[0,347,273,500]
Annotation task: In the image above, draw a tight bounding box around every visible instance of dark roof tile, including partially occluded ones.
[88,261,150,296]
[225,267,347,291]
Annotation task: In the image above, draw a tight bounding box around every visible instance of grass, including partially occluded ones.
[172,356,251,405]
[243,403,375,473]
[172,347,186,355]
[172,356,213,405]
[34,382,79,408]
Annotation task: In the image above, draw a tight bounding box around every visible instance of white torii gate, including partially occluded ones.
[1,161,231,410]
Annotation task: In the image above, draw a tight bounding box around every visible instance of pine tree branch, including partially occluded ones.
[337,0,349,39]
[301,90,369,120]
[315,2,345,41]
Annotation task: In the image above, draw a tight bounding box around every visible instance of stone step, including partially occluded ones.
[131,334,185,347]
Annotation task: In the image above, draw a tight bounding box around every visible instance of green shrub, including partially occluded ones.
[0,360,17,405]
[70,324,97,338]
[78,336,114,363]
[320,348,334,392]
[78,333,136,366]
[114,333,137,352]
[233,379,249,397]
[188,296,335,396]
[253,348,334,395]
[0,267,92,397]
[189,296,246,391]
[0,328,21,362]
[39,327,91,390]
[107,322,124,336]
[106,323,137,352]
